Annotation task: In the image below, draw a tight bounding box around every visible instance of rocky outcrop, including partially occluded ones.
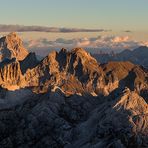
[24,48,105,95]
[0,32,28,61]
[0,88,147,147]
[66,89,148,148]
[102,61,148,94]
[0,58,25,90]
[24,48,148,96]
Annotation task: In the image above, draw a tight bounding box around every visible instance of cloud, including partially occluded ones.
[0,24,110,33]
[140,41,148,47]
[124,30,132,33]
[112,36,129,43]
[24,35,146,56]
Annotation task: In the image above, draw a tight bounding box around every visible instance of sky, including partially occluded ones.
[0,0,148,31]
[0,0,148,54]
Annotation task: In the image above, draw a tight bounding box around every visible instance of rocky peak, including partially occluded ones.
[71,47,86,54]
[23,48,148,95]
[24,48,104,95]
[41,48,100,74]
[113,89,148,114]
[0,32,29,61]
[0,33,147,97]
[60,48,67,53]
[71,48,98,63]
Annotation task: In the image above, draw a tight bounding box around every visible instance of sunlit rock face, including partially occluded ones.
[24,48,105,95]
[0,33,147,147]
[0,32,28,61]
[24,47,148,96]
[0,58,26,90]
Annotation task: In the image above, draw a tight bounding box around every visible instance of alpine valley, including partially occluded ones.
[0,32,147,148]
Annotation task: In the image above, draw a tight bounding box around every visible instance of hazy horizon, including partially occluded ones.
[0,0,148,53]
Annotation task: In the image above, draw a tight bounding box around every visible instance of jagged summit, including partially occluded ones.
[72,47,87,54]
[60,47,67,53]
[0,32,29,61]
[0,33,147,96]
[71,47,98,63]
[0,33,147,95]
[24,47,104,94]
[7,32,18,37]
[114,89,148,113]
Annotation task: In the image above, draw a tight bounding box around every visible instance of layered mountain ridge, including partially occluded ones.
[0,33,147,147]
[0,33,147,97]
[0,33,147,99]
[93,46,148,69]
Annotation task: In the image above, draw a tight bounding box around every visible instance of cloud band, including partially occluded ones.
[0,24,110,33]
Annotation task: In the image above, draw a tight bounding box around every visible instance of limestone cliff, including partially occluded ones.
[0,32,28,61]
[0,58,25,90]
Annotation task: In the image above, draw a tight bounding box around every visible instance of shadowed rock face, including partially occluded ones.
[0,33,147,147]
[0,88,147,147]
[20,52,39,74]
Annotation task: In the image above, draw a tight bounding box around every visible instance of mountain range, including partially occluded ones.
[0,32,147,148]
[93,46,148,69]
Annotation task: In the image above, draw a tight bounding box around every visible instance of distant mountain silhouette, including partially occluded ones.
[93,46,148,68]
